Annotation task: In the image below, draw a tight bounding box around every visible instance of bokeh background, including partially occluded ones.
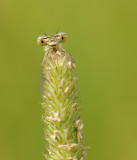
[0,0,137,160]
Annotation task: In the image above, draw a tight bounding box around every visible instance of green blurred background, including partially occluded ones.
[0,0,137,160]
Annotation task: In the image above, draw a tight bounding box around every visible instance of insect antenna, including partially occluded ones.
[41,30,47,36]
[56,27,60,34]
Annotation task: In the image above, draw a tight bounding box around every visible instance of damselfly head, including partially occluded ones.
[37,32,67,46]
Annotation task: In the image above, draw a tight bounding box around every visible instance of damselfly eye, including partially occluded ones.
[37,36,46,46]
[61,36,64,40]
[59,32,67,42]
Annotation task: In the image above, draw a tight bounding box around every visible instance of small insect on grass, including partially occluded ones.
[37,32,87,160]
